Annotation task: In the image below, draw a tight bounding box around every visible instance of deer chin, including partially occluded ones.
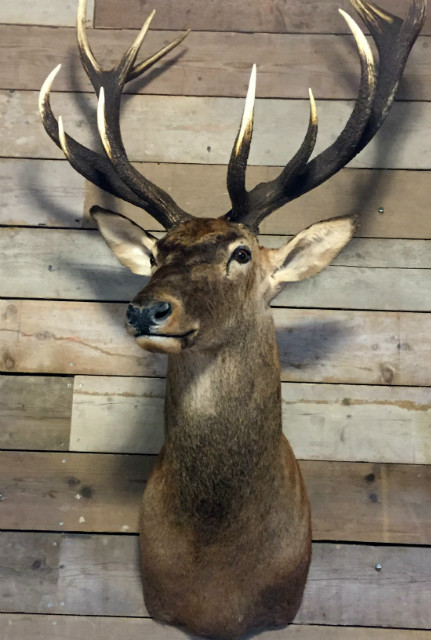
[134,329,198,354]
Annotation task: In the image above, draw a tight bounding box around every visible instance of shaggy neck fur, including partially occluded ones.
[162,311,283,541]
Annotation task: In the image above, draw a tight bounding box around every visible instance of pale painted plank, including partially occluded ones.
[0,0,94,27]
[1,532,430,627]
[2,228,430,311]
[1,616,430,640]
[0,159,84,227]
[71,376,165,454]
[70,377,431,464]
[1,25,429,101]
[85,165,431,238]
[1,300,431,385]
[0,376,71,450]
[0,452,430,543]
[94,0,431,35]
[2,91,431,169]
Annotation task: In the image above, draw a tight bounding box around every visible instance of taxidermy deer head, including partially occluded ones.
[39,0,426,637]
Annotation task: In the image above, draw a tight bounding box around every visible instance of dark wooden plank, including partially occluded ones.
[94,0,431,35]
[85,166,431,239]
[2,91,431,169]
[0,159,84,228]
[1,25,429,100]
[1,615,430,640]
[0,376,71,450]
[0,452,430,544]
[3,228,430,311]
[0,532,430,627]
[1,300,430,385]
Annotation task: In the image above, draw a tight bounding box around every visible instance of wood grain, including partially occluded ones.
[0,376,71,450]
[1,25,429,100]
[0,0,94,27]
[0,452,430,544]
[94,0,431,35]
[85,165,431,238]
[71,377,431,464]
[3,228,430,311]
[1,300,430,385]
[1,616,430,640]
[2,91,431,169]
[1,532,430,627]
[0,159,84,227]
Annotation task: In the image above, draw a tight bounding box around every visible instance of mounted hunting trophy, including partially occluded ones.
[39,0,426,637]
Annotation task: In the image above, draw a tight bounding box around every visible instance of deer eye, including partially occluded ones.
[149,254,156,267]
[231,246,252,264]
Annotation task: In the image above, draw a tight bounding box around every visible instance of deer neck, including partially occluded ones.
[162,311,283,534]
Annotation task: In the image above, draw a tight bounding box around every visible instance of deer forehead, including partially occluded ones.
[155,218,257,264]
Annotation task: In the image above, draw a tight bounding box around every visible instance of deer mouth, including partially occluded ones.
[132,328,199,353]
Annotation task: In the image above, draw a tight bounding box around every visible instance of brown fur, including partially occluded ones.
[135,218,312,639]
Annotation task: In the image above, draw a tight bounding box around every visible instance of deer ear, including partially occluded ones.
[268,216,355,296]
[91,207,156,276]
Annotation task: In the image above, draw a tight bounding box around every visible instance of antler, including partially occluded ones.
[39,0,192,229]
[226,0,427,231]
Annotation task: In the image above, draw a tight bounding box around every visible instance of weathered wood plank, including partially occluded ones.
[1,25,429,101]
[71,376,165,454]
[85,165,431,238]
[1,532,430,627]
[71,377,431,464]
[0,376,71,450]
[0,452,430,544]
[0,0,94,27]
[3,228,430,311]
[2,91,431,169]
[1,300,430,385]
[1,616,430,640]
[0,159,84,227]
[94,0,431,35]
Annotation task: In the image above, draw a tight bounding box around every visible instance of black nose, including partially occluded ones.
[126,301,172,335]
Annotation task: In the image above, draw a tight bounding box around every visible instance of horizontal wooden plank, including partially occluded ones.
[85,165,431,238]
[1,531,430,627]
[1,25,429,100]
[0,375,71,450]
[71,377,431,464]
[0,452,430,544]
[0,159,84,227]
[2,228,430,311]
[1,300,430,385]
[94,0,431,35]
[1,617,430,640]
[2,91,431,169]
[0,0,94,27]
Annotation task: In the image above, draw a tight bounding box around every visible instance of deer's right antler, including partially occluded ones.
[39,0,192,229]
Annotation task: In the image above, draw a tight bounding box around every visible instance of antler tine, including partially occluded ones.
[129,29,191,81]
[226,64,256,219]
[40,0,192,229]
[227,0,425,231]
[349,0,427,146]
[39,64,159,212]
[227,82,318,227]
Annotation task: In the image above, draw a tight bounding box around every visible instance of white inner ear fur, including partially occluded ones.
[92,211,156,276]
[269,216,355,289]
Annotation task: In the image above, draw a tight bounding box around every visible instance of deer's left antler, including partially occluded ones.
[225,0,427,231]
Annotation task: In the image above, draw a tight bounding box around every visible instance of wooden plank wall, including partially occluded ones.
[0,0,430,638]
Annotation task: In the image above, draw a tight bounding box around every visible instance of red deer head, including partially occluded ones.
[39,0,426,637]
